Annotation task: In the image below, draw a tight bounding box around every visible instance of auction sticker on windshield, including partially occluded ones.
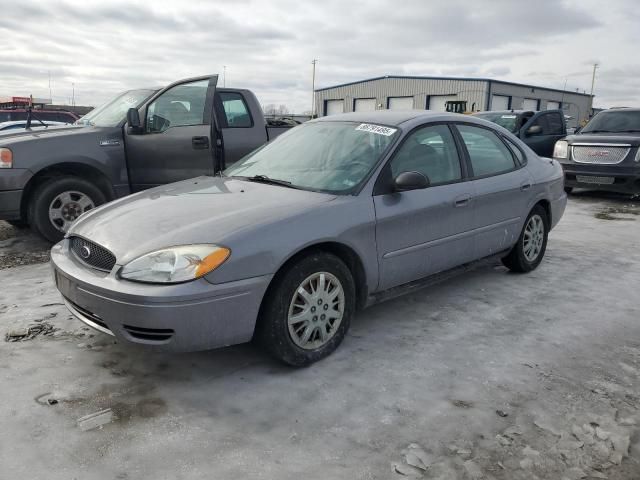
[355,123,397,136]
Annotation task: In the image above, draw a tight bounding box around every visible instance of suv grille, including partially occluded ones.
[70,237,116,272]
[572,145,630,164]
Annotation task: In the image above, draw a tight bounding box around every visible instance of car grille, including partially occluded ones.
[69,236,116,272]
[572,145,630,164]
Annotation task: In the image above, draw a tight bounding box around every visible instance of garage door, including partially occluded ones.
[491,95,510,110]
[388,97,414,110]
[325,99,344,116]
[354,98,377,112]
[522,98,539,111]
[547,101,560,110]
[428,95,457,112]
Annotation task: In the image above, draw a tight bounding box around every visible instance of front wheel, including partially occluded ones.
[257,252,355,366]
[502,205,549,273]
[28,176,106,243]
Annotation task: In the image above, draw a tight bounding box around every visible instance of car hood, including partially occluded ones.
[0,124,86,141]
[68,176,337,264]
[566,133,640,146]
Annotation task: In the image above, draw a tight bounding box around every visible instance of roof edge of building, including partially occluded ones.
[315,75,593,98]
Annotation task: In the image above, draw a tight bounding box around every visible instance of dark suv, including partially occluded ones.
[0,109,78,124]
[553,108,640,194]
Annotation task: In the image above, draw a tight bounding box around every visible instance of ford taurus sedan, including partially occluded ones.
[51,111,566,366]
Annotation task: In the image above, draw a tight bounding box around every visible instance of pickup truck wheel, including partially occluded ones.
[257,252,355,367]
[28,177,106,243]
[502,205,549,273]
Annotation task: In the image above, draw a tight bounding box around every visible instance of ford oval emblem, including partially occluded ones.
[80,245,91,259]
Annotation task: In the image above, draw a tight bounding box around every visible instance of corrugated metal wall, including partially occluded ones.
[315,77,593,127]
[314,77,488,115]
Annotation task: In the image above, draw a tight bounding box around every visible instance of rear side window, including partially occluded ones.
[220,92,252,128]
[457,124,516,177]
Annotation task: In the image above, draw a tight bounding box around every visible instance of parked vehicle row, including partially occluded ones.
[0,75,293,241]
[51,111,567,365]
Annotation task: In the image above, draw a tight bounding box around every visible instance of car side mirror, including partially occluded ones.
[393,171,430,192]
[126,108,143,134]
[525,125,542,136]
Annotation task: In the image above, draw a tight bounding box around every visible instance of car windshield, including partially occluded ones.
[581,110,640,133]
[75,89,155,127]
[474,112,519,133]
[224,121,399,193]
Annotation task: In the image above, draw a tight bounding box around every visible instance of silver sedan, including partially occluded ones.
[52,111,567,365]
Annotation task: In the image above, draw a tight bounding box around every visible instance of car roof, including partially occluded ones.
[313,110,470,127]
[474,110,534,115]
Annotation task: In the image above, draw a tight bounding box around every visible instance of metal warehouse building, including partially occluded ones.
[314,75,593,127]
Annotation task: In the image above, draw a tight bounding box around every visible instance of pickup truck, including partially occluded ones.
[553,108,640,195]
[473,109,567,158]
[0,75,291,242]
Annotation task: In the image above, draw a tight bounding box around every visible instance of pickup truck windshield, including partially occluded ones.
[474,112,519,133]
[582,110,640,133]
[225,121,399,193]
[75,89,156,127]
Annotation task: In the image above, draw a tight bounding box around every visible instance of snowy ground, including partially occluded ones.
[1,192,639,480]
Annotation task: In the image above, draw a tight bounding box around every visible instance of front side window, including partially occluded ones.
[546,113,564,135]
[390,124,462,185]
[225,121,399,193]
[146,80,208,133]
[220,92,252,128]
[457,124,516,177]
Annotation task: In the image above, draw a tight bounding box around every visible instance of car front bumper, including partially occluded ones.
[560,162,640,194]
[50,240,272,352]
[0,169,32,220]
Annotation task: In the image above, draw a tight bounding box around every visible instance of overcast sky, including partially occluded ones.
[1,0,637,112]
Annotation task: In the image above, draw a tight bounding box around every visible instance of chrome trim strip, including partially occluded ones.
[63,299,115,336]
[571,143,632,147]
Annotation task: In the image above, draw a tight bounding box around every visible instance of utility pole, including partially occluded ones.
[48,71,52,103]
[590,63,599,97]
[223,65,226,88]
[311,59,318,118]
[72,83,75,107]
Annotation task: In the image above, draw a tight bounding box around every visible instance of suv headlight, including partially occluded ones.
[119,244,230,284]
[553,140,569,159]
[0,148,12,168]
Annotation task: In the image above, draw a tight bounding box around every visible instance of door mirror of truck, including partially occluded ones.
[393,171,430,192]
[126,108,143,134]
[525,125,543,136]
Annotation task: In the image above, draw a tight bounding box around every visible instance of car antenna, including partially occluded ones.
[25,95,47,129]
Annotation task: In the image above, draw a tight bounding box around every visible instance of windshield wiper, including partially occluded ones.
[583,129,613,133]
[236,174,299,189]
[619,129,640,133]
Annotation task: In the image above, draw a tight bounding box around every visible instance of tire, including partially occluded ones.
[257,252,356,367]
[502,205,549,273]
[564,187,573,194]
[28,176,106,243]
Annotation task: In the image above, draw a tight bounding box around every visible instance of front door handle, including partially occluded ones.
[520,183,531,192]
[454,196,471,207]
[192,136,210,149]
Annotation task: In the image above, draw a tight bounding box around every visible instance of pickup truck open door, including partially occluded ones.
[124,75,218,191]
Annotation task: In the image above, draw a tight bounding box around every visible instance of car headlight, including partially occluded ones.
[553,140,569,159]
[119,244,230,284]
[0,148,12,168]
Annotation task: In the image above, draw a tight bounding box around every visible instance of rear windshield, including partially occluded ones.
[582,110,640,134]
[474,112,519,133]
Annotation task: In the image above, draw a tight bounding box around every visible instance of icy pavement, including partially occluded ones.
[1,193,639,479]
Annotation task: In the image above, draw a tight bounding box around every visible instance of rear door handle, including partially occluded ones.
[520,183,531,192]
[192,136,210,149]
[454,196,471,207]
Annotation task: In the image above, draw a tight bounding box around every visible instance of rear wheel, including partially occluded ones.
[257,252,355,366]
[502,205,549,273]
[28,176,106,243]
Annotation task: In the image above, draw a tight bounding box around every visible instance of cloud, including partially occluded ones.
[0,0,633,110]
